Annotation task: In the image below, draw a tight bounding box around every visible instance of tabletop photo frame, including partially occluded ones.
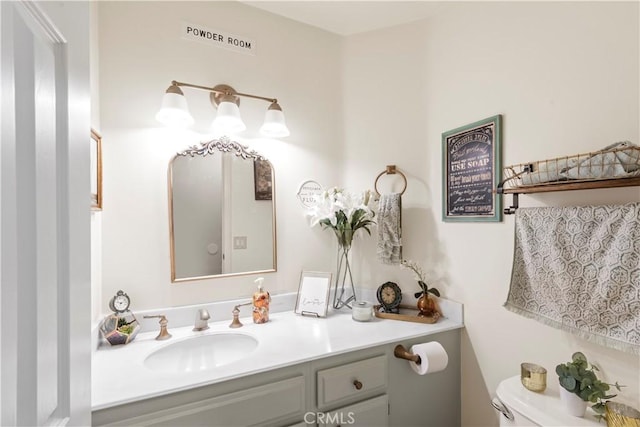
[295,271,332,317]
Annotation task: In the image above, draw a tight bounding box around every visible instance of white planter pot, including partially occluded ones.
[559,387,588,417]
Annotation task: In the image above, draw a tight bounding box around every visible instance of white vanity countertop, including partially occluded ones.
[92,306,463,411]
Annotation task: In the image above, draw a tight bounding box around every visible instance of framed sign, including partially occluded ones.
[91,128,102,210]
[294,271,332,317]
[442,115,502,222]
[253,159,273,201]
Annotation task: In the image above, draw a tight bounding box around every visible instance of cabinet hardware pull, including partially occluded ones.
[353,379,363,390]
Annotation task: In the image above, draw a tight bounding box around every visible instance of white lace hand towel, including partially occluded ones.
[377,193,402,265]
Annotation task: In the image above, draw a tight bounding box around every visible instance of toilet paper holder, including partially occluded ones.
[394,344,421,365]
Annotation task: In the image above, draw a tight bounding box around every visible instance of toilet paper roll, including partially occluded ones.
[409,341,449,375]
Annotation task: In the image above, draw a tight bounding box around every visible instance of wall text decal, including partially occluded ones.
[181,22,255,56]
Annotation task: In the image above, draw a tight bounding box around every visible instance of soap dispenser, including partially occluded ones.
[252,277,271,324]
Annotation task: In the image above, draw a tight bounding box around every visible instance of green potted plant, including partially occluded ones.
[555,352,623,419]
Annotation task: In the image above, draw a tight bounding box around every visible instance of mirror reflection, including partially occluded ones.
[169,137,276,282]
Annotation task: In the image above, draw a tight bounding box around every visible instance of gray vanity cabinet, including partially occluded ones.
[92,329,460,427]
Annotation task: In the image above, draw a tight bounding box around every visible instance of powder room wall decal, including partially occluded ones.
[181,22,255,55]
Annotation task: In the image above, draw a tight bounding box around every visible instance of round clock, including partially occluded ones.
[108,290,131,313]
[376,281,402,313]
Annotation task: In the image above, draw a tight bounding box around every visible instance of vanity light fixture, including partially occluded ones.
[155,81,290,137]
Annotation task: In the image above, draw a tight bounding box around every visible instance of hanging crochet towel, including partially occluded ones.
[504,202,640,355]
[377,193,402,265]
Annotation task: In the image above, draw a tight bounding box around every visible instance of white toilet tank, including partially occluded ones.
[493,376,602,427]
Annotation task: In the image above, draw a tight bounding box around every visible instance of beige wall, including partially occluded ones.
[341,2,639,425]
[98,1,639,424]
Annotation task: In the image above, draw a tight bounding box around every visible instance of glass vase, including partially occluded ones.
[332,230,357,309]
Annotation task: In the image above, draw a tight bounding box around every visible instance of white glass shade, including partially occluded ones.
[211,101,246,134]
[260,108,290,138]
[155,92,194,127]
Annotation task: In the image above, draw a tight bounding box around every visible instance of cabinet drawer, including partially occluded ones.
[317,355,387,409]
[319,394,389,427]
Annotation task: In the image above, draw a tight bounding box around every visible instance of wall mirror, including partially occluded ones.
[169,136,276,282]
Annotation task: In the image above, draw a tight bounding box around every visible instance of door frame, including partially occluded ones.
[0,1,91,425]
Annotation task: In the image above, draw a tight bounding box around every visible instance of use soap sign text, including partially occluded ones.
[442,115,502,222]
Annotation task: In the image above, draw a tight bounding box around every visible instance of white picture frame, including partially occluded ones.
[295,271,332,317]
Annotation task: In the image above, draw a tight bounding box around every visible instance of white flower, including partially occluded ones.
[400,260,441,298]
[400,259,427,282]
[305,187,376,247]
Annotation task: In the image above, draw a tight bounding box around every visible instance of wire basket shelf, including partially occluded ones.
[500,142,640,192]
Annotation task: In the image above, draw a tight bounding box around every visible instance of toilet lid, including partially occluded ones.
[496,376,601,426]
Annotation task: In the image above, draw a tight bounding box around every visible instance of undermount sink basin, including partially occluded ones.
[144,333,258,373]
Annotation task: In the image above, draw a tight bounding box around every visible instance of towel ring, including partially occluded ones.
[374,165,407,197]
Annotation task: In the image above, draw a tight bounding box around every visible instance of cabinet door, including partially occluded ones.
[105,376,305,427]
[318,395,388,427]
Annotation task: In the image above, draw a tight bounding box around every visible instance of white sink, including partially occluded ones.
[144,333,258,373]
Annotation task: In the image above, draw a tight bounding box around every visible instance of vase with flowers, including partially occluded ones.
[306,187,376,309]
[400,260,441,319]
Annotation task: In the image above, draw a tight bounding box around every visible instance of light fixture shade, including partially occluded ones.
[155,86,194,127]
[212,100,246,134]
[260,102,290,137]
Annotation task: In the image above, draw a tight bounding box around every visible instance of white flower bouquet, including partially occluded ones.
[306,187,376,248]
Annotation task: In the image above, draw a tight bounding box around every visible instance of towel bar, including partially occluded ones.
[374,165,407,197]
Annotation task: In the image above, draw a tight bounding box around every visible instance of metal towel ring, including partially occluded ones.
[374,165,407,197]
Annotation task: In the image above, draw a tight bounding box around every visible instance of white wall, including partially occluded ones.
[98,1,342,311]
[341,2,639,425]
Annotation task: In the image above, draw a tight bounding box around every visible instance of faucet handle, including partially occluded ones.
[144,314,172,340]
[229,307,243,328]
[229,302,252,328]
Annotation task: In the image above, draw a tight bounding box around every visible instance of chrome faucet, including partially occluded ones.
[193,308,210,331]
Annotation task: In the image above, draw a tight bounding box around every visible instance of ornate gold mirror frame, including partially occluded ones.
[168,136,277,282]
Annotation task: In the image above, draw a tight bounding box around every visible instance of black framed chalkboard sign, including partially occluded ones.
[442,115,502,222]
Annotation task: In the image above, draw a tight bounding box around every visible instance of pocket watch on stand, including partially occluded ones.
[376,281,402,314]
[99,290,141,346]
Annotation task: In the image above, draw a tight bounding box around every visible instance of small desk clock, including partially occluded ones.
[376,281,402,314]
[100,290,140,345]
[108,290,131,313]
